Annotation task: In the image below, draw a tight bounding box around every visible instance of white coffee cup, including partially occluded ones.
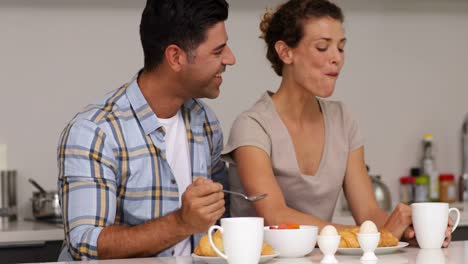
[208,217,264,264]
[411,202,460,249]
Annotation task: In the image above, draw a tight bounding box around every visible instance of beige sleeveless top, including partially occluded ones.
[222,92,363,221]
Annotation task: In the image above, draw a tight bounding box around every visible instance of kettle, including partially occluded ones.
[370,175,392,211]
[340,166,392,212]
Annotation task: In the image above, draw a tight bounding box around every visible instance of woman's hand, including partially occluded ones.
[442,217,454,247]
[383,203,412,240]
[402,226,418,246]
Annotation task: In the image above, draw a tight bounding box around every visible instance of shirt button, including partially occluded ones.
[171,179,176,184]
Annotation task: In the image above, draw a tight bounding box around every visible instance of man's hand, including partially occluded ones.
[176,178,225,234]
[383,203,412,239]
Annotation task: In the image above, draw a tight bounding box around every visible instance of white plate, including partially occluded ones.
[191,252,279,264]
[337,242,409,255]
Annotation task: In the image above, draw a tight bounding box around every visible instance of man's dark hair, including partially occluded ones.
[140,0,229,71]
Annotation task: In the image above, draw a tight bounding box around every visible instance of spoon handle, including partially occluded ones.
[222,189,245,198]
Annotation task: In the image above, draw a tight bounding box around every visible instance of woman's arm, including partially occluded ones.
[343,146,412,239]
[343,146,388,226]
[233,146,352,231]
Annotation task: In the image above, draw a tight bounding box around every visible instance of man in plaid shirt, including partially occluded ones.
[57,0,236,260]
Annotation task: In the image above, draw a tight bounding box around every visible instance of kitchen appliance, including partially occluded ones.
[0,170,17,223]
[371,175,392,211]
[29,178,62,220]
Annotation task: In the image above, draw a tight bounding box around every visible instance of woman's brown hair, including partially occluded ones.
[260,0,344,76]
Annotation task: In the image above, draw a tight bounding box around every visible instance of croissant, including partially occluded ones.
[194,230,275,256]
[338,227,398,248]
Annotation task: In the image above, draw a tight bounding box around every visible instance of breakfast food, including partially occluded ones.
[194,230,224,257]
[269,223,300,229]
[359,220,378,234]
[261,242,275,255]
[378,228,400,247]
[339,227,361,248]
[339,227,398,248]
[194,230,275,256]
[320,225,338,236]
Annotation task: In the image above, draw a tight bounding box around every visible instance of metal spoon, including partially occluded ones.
[222,190,267,202]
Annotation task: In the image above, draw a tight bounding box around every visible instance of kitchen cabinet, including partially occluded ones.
[0,241,62,263]
[0,220,64,263]
[452,226,468,241]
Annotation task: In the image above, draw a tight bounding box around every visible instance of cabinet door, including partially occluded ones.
[0,240,63,263]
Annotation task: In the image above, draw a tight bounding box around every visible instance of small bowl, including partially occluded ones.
[264,225,318,258]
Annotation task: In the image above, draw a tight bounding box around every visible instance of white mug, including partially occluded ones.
[411,202,460,249]
[208,217,264,264]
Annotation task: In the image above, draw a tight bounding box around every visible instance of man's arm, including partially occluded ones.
[97,178,224,259]
[210,122,229,216]
[58,120,225,260]
[58,119,119,260]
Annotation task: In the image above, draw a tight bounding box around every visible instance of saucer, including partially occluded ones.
[337,242,409,255]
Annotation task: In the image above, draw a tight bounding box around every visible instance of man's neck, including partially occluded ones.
[138,69,187,119]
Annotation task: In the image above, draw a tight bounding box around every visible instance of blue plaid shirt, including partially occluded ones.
[57,74,227,260]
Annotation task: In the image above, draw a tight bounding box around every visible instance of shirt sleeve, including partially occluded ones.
[57,119,118,260]
[221,113,271,164]
[340,103,364,152]
[210,120,228,187]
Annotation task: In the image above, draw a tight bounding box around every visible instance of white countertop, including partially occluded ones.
[0,220,63,246]
[37,241,468,264]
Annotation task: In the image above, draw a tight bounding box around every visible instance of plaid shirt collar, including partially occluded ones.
[126,73,205,136]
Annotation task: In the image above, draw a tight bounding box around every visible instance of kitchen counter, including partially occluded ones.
[37,241,468,264]
[1,202,467,246]
[0,220,63,247]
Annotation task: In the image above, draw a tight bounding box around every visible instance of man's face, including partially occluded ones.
[181,22,236,99]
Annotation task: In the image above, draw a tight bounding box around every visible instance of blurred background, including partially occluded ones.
[0,0,467,220]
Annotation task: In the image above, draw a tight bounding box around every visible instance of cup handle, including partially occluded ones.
[448,208,461,233]
[208,225,227,260]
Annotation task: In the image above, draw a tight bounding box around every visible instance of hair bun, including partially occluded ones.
[259,8,274,39]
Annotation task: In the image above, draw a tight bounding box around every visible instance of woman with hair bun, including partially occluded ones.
[222,0,453,246]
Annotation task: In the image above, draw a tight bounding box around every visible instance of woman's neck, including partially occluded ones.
[272,78,322,124]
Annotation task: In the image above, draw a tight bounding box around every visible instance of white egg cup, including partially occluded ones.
[317,235,341,263]
[357,232,380,261]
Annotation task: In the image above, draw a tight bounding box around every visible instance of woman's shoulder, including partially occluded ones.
[319,98,355,120]
[234,92,276,126]
[319,98,363,148]
[222,92,275,159]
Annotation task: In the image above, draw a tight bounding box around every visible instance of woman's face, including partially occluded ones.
[288,17,346,98]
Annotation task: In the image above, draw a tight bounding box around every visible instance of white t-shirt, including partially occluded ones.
[157,110,192,256]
